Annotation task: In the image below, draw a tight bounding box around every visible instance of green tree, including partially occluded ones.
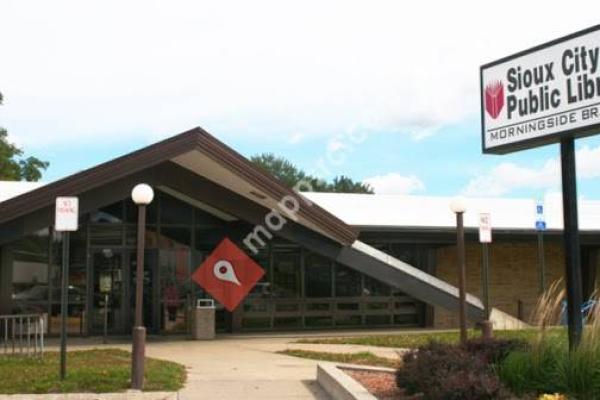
[0,93,49,181]
[250,153,373,194]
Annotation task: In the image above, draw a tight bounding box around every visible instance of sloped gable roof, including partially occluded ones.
[0,127,358,245]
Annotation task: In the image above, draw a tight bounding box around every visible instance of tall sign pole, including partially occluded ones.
[536,200,547,294]
[561,138,583,348]
[479,25,600,349]
[55,197,79,379]
[479,212,493,339]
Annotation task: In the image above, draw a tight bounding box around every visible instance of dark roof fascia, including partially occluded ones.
[0,128,198,225]
[0,127,358,246]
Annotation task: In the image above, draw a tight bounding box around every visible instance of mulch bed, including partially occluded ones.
[343,369,423,400]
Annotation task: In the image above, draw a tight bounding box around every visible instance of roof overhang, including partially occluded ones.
[0,127,358,246]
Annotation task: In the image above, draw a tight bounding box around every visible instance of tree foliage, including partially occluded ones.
[0,93,49,181]
[250,153,373,193]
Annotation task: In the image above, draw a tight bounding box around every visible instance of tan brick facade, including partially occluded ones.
[433,240,566,329]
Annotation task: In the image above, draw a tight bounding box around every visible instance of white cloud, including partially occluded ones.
[1,0,597,146]
[288,132,305,144]
[364,172,425,194]
[463,145,600,197]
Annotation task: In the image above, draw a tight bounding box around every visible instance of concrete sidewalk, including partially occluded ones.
[45,337,332,400]
[41,333,409,400]
[144,338,330,400]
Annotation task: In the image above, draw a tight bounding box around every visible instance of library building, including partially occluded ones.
[1,127,599,336]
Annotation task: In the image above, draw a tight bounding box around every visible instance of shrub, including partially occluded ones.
[499,334,600,400]
[498,342,563,396]
[397,341,511,400]
[462,338,528,365]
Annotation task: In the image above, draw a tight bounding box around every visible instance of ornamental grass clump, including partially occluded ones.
[499,280,600,400]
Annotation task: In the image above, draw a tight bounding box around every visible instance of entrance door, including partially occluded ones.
[91,250,127,334]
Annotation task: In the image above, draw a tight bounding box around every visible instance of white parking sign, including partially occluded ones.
[55,197,79,232]
[479,213,492,243]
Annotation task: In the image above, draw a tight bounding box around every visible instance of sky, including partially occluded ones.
[1,0,600,200]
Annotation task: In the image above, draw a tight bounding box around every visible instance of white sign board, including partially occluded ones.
[481,25,600,154]
[479,213,492,243]
[55,197,79,232]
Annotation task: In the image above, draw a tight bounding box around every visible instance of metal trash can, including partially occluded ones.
[190,299,216,340]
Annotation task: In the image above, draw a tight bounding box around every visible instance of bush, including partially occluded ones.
[499,335,600,400]
[462,338,528,365]
[397,341,511,400]
[498,343,562,396]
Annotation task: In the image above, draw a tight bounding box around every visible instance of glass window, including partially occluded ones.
[12,229,50,303]
[125,198,157,224]
[125,225,160,248]
[160,193,193,225]
[363,276,391,297]
[272,246,300,298]
[160,227,192,249]
[68,229,87,302]
[246,244,271,299]
[89,225,123,246]
[47,230,86,335]
[194,228,226,252]
[195,208,225,227]
[160,248,192,333]
[304,253,332,298]
[243,301,269,313]
[334,264,361,297]
[91,201,124,223]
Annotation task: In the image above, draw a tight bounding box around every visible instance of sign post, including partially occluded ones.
[536,201,547,294]
[479,213,492,321]
[479,26,600,348]
[55,197,79,380]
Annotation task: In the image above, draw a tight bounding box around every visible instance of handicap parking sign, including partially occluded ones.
[536,220,546,231]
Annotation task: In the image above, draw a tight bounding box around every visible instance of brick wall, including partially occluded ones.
[433,240,566,329]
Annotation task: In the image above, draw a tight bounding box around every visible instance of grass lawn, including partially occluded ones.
[0,349,186,394]
[296,328,567,348]
[278,349,399,368]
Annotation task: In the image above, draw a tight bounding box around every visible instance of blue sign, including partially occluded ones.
[536,202,546,231]
[536,220,547,231]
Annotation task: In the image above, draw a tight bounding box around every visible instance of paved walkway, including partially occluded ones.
[42,332,409,400]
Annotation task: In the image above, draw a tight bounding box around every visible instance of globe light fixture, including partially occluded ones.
[131,183,154,205]
[450,196,467,214]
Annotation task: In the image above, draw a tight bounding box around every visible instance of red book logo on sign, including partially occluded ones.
[484,81,504,119]
[191,238,265,312]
